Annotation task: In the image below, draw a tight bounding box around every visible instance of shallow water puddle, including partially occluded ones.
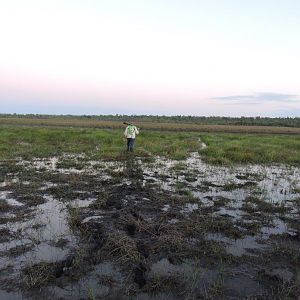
[71,198,97,208]
[149,257,218,286]
[0,195,75,276]
[0,191,24,207]
[180,203,199,213]
[82,215,104,224]
[206,233,266,257]
[161,204,170,212]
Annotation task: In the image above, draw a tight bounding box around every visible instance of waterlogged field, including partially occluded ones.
[0,126,300,299]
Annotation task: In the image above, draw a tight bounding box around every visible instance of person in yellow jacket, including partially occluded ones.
[124,123,139,152]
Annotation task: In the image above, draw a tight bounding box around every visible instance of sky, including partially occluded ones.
[0,0,300,117]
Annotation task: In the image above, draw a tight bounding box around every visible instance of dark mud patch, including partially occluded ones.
[0,200,11,212]
[0,228,12,243]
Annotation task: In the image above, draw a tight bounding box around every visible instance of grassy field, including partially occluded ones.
[201,133,300,165]
[0,125,299,165]
[1,117,300,134]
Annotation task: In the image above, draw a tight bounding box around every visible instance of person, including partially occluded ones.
[124,123,139,152]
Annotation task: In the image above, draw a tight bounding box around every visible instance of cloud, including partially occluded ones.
[213,93,300,105]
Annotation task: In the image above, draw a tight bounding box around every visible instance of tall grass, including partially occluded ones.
[200,133,300,165]
[0,127,199,160]
[0,126,299,165]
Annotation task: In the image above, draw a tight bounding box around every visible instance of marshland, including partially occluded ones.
[0,123,300,299]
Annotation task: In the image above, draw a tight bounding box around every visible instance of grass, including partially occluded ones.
[200,133,300,165]
[23,261,57,288]
[0,126,200,160]
[102,232,141,264]
[242,196,289,214]
[0,125,299,164]
[143,274,180,293]
[1,117,300,134]
[67,205,82,230]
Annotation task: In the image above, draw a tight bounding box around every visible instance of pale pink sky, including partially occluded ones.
[1,1,300,116]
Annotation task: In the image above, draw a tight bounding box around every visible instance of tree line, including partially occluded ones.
[1,113,299,128]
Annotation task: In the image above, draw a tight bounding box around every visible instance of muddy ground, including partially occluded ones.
[0,152,300,299]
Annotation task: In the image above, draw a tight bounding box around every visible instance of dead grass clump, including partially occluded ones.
[197,239,228,260]
[143,274,181,293]
[0,228,11,242]
[205,279,226,299]
[270,281,300,300]
[119,212,161,237]
[181,215,244,239]
[102,232,141,264]
[68,248,87,276]
[98,274,116,287]
[23,261,57,288]
[170,214,213,239]
[155,233,189,256]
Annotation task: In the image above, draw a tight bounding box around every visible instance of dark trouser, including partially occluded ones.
[127,138,135,152]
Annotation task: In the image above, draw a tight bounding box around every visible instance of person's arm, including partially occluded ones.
[135,127,139,135]
[124,127,128,137]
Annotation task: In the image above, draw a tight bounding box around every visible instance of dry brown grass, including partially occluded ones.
[102,232,141,264]
[143,274,181,293]
[1,117,300,134]
[154,232,190,255]
[23,261,57,288]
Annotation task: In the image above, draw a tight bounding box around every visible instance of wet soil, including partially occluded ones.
[0,152,300,299]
